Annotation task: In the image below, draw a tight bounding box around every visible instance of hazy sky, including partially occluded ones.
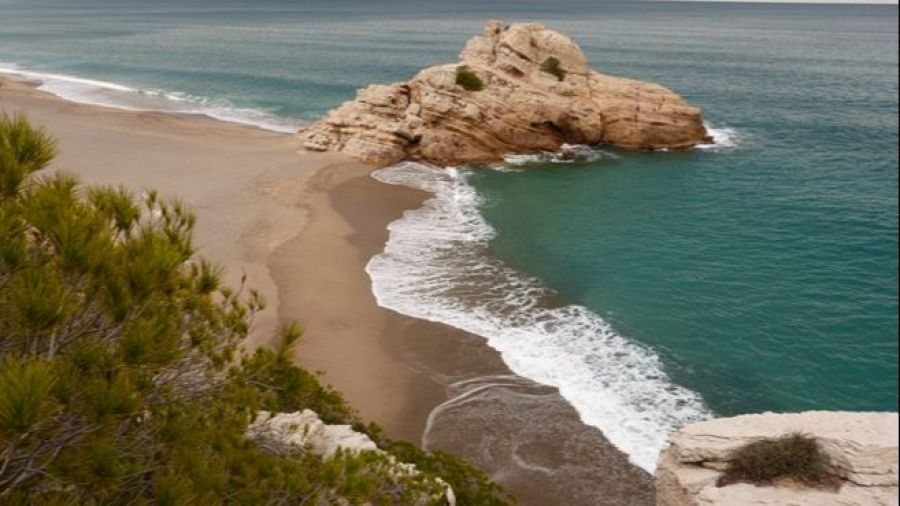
[681,0,897,3]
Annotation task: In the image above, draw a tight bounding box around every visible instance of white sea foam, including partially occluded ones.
[504,144,617,166]
[0,62,304,133]
[366,162,711,472]
[699,125,740,150]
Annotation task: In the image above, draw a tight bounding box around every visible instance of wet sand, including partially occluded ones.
[2,75,655,505]
[279,162,656,504]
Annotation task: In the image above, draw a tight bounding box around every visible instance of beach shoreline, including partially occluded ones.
[1,74,328,347]
[279,158,656,504]
[1,74,654,505]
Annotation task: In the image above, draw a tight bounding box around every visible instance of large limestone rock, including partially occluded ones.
[301,21,711,165]
[656,411,899,506]
[248,410,456,505]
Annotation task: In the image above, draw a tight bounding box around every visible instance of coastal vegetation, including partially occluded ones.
[539,57,566,81]
[455,66,484,91]
[716,433,840,489]
[0,114,513,505]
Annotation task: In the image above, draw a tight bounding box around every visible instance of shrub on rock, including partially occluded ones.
[540,56,566,81]
[455,66,484,91]
[717,433,840,489]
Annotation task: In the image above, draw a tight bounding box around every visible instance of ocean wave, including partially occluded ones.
[699,125,740,150]
[366,162,711,472]
[504,144,617,166]
[0,62,305,133]
[502,129,739,163]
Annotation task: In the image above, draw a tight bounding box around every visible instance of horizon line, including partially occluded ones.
[660,0,898,4]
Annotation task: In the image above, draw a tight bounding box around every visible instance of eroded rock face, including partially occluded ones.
[301,21,711,166]
[656,411,900,506]
[248,409,378,458]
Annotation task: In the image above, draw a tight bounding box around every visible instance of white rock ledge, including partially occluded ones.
[656,411,899,506]
[247,410,456,506]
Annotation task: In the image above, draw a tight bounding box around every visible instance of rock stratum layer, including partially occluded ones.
[301,21,711,165]
[656,411,900,506]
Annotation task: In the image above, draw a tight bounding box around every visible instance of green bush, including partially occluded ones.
[378,440,515,506]
[540,56,566,81]
[717,433,841,489]
[0,114,514,505]
[456,66,484,91]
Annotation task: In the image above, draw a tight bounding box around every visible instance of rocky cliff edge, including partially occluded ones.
[656,411,899,506]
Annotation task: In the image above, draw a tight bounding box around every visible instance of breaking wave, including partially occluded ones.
[699,125,741,150]
[503,144,618,166]
[365,162,711,472]
[0,62,304,133]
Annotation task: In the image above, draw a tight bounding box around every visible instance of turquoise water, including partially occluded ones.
[467,5,898,416]
[2,0,897,461]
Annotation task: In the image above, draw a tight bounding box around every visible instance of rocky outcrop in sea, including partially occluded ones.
[301,21,711,165]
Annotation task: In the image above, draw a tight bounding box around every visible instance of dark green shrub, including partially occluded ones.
[717,433,841,489]
[456,66,484,91]
[540,56,566,81]
[379,440,516,506]
[0,114,515,505]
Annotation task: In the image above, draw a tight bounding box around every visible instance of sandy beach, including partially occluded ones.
[0,75,345,346]
[1,75,654,505]
[284,160,656,505]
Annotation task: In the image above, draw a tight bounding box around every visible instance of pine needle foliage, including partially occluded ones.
[0,114,514,505]
[0,113,57,199]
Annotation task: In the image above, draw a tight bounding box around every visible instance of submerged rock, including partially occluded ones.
[655,411,899,506]
[300,21,711,166]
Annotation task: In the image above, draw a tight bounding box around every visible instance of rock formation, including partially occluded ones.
[248,410,378,457]
[300,21,711,166]
[656,411,899,506]
[247,410,456,505]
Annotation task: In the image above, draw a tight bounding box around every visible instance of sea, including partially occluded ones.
[2,0,897,474]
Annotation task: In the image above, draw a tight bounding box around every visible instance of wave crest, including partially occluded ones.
[0,62,304,133]
[699,125,741,150]
[366,162,710,472]
[504,144,617,166]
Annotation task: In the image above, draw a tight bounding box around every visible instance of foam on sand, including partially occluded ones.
[366,162,711,472]
[0,62,304,133]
